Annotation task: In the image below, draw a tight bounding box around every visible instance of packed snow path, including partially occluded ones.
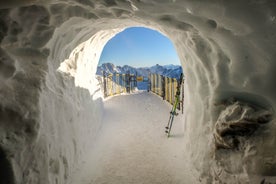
[70,91,196,184]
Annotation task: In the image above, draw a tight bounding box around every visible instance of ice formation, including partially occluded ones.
[214,98,272,150]
[0,0,275,183]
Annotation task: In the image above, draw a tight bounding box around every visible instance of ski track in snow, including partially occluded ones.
[70,91,195,184]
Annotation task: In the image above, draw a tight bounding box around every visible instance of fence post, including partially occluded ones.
[154,74,157,94]
[169,78,172,104]
[162,75,165,100]
[122,74,126,93]
[115,73,120,94]
[148,74,151,92]
[151,74,153,92]
[174,78,177,107]
[135,72,137,88]
[109,74,113,96]
[103,71,107,98]
[181,78,184,114]
[151,74,153,93]
[158,75,161,96]
[126,71,130,93]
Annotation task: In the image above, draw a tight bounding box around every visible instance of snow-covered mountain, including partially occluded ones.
[97,63,183,79]
[163,64,181,70]
[96,63,120,74]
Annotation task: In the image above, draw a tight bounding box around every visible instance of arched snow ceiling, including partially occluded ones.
[0,0,275,183]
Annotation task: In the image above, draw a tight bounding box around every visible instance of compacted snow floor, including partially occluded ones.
[69,91,195,184]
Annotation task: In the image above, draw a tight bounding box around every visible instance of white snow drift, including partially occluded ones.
[0,0,275,184]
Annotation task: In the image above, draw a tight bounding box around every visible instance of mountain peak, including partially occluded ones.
[97,63,183,78]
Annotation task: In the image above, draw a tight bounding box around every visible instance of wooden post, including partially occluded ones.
[103,71,107,98]
[162,75,165,100]
[181,79,184,114]
[126,71,130,93]
[148,74,151,92]
[135,71,137,88]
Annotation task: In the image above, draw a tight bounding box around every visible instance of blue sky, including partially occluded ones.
[98,27,180,67]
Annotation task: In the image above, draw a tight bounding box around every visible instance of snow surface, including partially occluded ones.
[0,0,276,183]
[69,91,196,184]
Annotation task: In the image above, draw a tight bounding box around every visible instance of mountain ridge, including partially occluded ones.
[97,63,183,79]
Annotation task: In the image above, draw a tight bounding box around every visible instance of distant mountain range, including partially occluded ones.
[96,63,183,79]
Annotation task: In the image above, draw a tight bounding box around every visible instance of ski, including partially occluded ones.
[165,73,183,137]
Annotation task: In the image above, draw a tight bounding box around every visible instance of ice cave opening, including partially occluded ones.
[0,1,276,184]
[96,26,184,91]
[58,25,184,94]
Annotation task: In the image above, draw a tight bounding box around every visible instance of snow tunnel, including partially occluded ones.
[0,1,276,183]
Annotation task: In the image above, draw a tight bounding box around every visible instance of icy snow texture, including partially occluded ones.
[0,0,276,183]
[214,99,272,150]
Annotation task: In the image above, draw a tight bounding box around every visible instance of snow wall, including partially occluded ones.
[0,1,275,183]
